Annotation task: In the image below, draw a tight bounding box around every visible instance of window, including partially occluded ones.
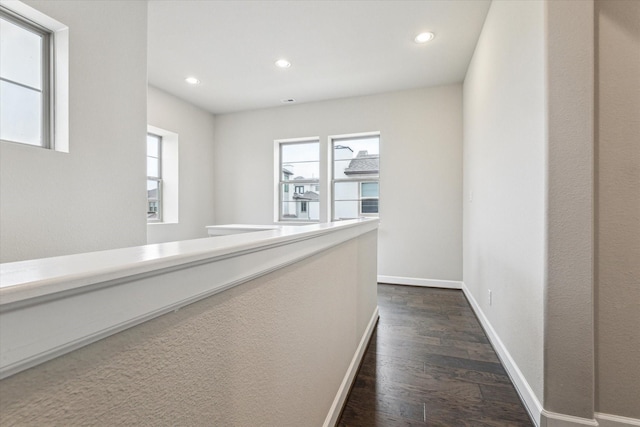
[0,9,50,147]
[147,124,179,225]
[0,4,68,151]
[276,139,320,222]
[360,181,379,214]
[274,133,379,222]
[332,134,380,220]
[147,133,162,222]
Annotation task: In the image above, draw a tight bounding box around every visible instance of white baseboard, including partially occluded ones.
[462,283,640,427]
[538,409,640,427]
[596,413,640,427]
[377,275,462,290]
[461,282,543,426]
[541,410,598,427]
[323,306,379,427]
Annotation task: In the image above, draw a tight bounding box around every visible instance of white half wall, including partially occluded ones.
[0,0,148,262]
[213,85,463,282]
[463,0,545,409]
[147,86,216,244]
[0,226,378,426]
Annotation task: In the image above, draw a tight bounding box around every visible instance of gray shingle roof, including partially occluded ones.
[292,191,319,201]
[344,150,379,175]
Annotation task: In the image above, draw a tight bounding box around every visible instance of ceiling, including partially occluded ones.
[147,0,491,115]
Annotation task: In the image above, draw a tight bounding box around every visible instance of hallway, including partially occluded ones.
[338,284,533,426]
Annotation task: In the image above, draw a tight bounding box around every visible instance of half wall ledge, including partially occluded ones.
[0,218,379,380]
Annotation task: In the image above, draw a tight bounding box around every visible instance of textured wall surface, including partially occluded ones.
[462,0,545,402]
[213,85,463,282]
[147,86,216,244]
[0,0,148,262]
[0,231,378,426]
[544,0,595,418]
[595,0,640,419]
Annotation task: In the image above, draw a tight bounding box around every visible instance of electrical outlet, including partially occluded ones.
[488,289,492,306]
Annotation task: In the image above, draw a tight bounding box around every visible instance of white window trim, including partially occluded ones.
[147,125,179,225]
[0,8,51,147]
[146,133,163,222]
[329,131,381,221]
[0,0,69,152]
[273,132,380,223]
[273,136,321,224]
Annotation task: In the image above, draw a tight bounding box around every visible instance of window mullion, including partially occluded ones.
[41,28,51,149]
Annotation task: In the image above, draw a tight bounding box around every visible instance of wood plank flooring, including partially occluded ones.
[338,284,534,427]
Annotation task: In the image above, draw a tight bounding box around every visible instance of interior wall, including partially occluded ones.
[213,85,463,282]
[147,86,216,244]
[595,0,640,419]
[544,0,596,419]
[0,232,378,426]
[0,0,148,263]
[462,0,545,403]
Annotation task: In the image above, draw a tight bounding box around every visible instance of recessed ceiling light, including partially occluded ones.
[414,32,435,44]
[275,59,291,68]
[185,76,200,85]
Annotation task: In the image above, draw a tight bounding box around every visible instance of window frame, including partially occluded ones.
[330,133,380,221]
[146,124,179,225]
[274,138,321,223]
[0,1,69,152]
[0,7,52,148]
[147,132,163,223]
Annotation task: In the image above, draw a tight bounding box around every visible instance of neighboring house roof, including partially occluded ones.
[344,150,379,175]
[147,188,158,198]
[293,191,319,201]
[282,168,293,176]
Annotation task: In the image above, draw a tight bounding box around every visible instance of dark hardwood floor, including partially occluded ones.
[338,284,534,427]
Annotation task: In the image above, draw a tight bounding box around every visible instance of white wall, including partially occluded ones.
[0,0,148,263]
[213,85,463,282]
[463,0,545,405]
[147,86,216,244]
[595,0,640,419]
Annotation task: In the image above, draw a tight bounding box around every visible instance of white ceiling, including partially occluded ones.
[147,0,491,115]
